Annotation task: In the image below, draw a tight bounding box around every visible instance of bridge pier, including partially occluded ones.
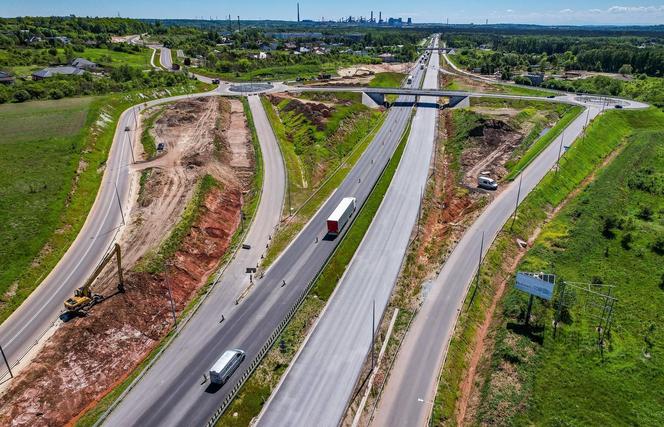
[362,92,385,109]
[448,95,470,109]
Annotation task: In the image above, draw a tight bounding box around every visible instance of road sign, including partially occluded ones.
[515,272,555,301]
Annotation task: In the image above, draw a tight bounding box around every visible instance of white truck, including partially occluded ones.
[209,349,245,385]
[327,197,357,235]
[407,75,413,85]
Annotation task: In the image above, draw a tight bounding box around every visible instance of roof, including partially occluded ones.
[33,66,86,78]
[71,58,97,68]
[328,197,356,222]
[211,349,242,372]
[0,71,13,79]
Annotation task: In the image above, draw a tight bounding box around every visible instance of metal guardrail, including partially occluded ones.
[204,103,416,427]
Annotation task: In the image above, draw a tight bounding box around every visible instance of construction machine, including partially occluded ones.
[64,243,125,314]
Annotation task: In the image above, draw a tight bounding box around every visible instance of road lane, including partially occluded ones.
[372,101,607,427]
[256,36,441,427]
[103,54,431,427]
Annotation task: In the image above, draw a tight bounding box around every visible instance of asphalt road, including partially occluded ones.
[371,90,647,427]
[160,46,173,69]
[256,37,441,427]
[103,52,430,427]
[0,87,223,382]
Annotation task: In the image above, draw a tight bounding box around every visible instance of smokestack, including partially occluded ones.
[379,11,382,23]
[237,16,240,31]
[297,3,300,22]
[371,11,373,22]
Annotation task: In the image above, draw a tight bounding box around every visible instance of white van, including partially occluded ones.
[209,349,245,385]
[478,176,498,190]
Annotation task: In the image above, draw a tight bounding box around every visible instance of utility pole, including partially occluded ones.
[510,174,523,231]
[555,130,565,175]
[166,281,177,329]
[468,231,484,308]
[371,299,375,371]
[0,344,12,379]
[287,184,292,216]
[114,181,125,226]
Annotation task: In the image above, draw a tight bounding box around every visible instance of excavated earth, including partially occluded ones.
[0,97,254,426]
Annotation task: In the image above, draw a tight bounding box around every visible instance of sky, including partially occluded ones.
[4,0,664,25]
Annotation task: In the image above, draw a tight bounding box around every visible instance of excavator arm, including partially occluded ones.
[64,243,124,313]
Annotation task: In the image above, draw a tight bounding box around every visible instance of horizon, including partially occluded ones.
[4,1,664,26]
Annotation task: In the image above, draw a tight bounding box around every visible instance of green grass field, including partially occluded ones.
[475,114,664,426]
[369,72,406,88]
[0,97,94,311]
[67,47,152,68]
[0,82,208,323]
[432,107,664,425]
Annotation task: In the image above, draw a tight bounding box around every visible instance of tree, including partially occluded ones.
[619,64,633,76]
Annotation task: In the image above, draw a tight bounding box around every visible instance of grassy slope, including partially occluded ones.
[369,72,406,88]
[216,112,412,427]
[432,107,664,424]
[261,95,385,266]
[68,47,151,68]
[0,97,94,311]
[478,126,664,426]
[0,83,207,324]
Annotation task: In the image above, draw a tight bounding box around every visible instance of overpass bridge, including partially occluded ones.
[286,85,570,109]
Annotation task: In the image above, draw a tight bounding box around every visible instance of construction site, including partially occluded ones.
[0,97,256,426]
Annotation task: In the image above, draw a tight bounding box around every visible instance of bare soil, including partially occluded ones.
[266,93,335,131]
[0,97,254,426]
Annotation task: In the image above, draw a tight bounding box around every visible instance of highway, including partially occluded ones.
[102,50,430,427]
[371,87,647,427]
[256,37,441,427]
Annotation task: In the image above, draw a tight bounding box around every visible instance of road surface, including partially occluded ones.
[160,46,173,69]
[102,53,430,427]
[256,36,441,427]
[0,86,227,382]
[371,90,647,427]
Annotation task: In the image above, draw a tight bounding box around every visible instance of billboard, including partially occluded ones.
[515,272,555,300]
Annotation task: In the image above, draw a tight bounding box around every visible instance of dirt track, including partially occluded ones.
[0,97,254,426]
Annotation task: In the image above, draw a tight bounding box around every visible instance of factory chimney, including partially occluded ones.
[379,11,382,23]
[297,3,300,22]
[370,11,374,22]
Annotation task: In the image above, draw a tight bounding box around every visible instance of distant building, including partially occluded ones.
[522,73,545,86]
[71,58,98,70]
[378,53,397,63]
[32,66,86,80]
[0,71,15,85]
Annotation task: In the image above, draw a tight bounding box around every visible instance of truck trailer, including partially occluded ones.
[327,197,357,235]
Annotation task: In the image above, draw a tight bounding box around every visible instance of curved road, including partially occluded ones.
[102,51,431,427]
[0,86,246,381]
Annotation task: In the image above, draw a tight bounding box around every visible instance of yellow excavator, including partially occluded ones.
[64,243,125,314]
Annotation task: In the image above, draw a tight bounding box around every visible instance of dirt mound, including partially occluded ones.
[461,117,523,185]
[0,97,254,426]
[268,95,333,131]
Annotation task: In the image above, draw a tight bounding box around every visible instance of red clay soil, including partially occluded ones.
[0,186,241,427]
[0,97,252,427]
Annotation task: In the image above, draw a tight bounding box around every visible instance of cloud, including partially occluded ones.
[559,8,574,14]
[607,5,664,13]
